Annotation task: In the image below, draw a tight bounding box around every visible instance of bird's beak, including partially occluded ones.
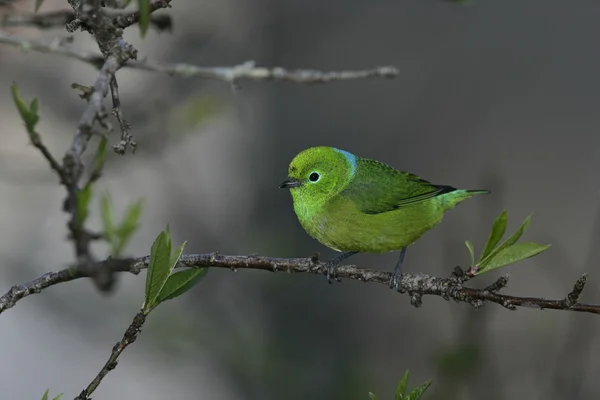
[279,177,302,189]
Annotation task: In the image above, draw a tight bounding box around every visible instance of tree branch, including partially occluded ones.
[75,310,146,400]
[0,9,172,31]
[0,32,399,83]
[1,254,598,315]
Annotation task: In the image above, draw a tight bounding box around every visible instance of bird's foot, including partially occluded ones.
[389,247,407,291]
[323,251,358,284]
[325,260,342,284]
[388,270,402,291]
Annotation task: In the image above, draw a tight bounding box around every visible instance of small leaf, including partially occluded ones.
[368,392,377,400]
[11,83,29,120]
[396,370,410,400]
[34,0,45,12]
[169,240,187,272]
[406,381,432,400]
[144,228,172,312]
[479,210,507,261]
[41,389,49,400]
[29,98,39,127]
[137,0,150,37]
[113,199,144,256]
[11,83,38,133]
[90,136,108,178]
[156,268,207,303]
[100,192,115,241]
[52,394,64,400]
[75,185,93,227]
[465,240,475,267]
[476,242,550,274]
[480,214,532,267]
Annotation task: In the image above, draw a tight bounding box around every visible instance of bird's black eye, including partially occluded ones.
[309,172,320,182]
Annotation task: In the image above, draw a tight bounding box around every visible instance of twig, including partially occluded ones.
[112,0,172,29]
[0,9,172,31]
[1,10,73,29]
[109,77,136,154]
[58,0,161,291]
[27,129,68,185]
[0,32,399,84]
[75,310,146,400]
[133,60,399,84]
[1,253,598,315]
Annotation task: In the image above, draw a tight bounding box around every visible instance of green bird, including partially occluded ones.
[279,146,489,289]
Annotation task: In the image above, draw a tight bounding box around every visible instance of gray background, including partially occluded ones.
[1,0,599,399]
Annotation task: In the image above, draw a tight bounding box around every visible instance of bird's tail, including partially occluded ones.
[465,189,491,196]
[438,188,490,213]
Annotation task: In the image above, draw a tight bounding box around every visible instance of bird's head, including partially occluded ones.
[279,146,357,206]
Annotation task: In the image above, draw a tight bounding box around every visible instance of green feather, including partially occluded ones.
[281,146,489,254]
[339,158,457,214]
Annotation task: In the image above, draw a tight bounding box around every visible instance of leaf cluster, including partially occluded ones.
[41,389,62,400]
[11,83,39,136]
[465,210,550,275]
[369,370,431,400]
[143,225,208,315]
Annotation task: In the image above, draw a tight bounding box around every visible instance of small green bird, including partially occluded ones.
[279,146,489,289]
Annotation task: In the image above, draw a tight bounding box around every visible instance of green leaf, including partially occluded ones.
[465,240,475,267]
[34,0,45,12]
[90,136,108,178]
[11,83,29,122]
[41,390,62,400]
[156,268,207,304]
[75,185,93,227]
[29,98,39,125]
[144,227,172,313]
[480,214,532,267]
[113,199,144,256]
[11,83,39,134]
[137,0,150,37]
[396,370,410,400]
[368,392,377,400]
[100,192,115,241]
[479,210,507,261]
[169,240,186,271]
[476,242,550,274]
[406,381,432,400]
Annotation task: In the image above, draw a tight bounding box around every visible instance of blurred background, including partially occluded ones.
[1,0,600,399]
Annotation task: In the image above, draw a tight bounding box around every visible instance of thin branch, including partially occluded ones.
[75,310,146,400]
[56,0,160,291]
[1,253,598,315]
[0,33,105,67]
[133,60,400,84]
[1,10,73,29]
[111,0,172,29]
[109,77,136,154]
[27,128,69,185]
[0,32,399,84]
[0,9,172,31]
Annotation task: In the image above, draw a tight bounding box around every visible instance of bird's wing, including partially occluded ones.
[338,158,456,215]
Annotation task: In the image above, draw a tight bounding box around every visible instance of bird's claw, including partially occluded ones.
[323,251,357,284]
[325,262,342,284]
[389,271,402,291]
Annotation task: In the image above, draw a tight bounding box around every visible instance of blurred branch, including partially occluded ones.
[0,9,172,31]
[36,0,174,292]
[0,32,399,83]
[1,10,73,29]
[75,311,146,400]
[0,253,597,315]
